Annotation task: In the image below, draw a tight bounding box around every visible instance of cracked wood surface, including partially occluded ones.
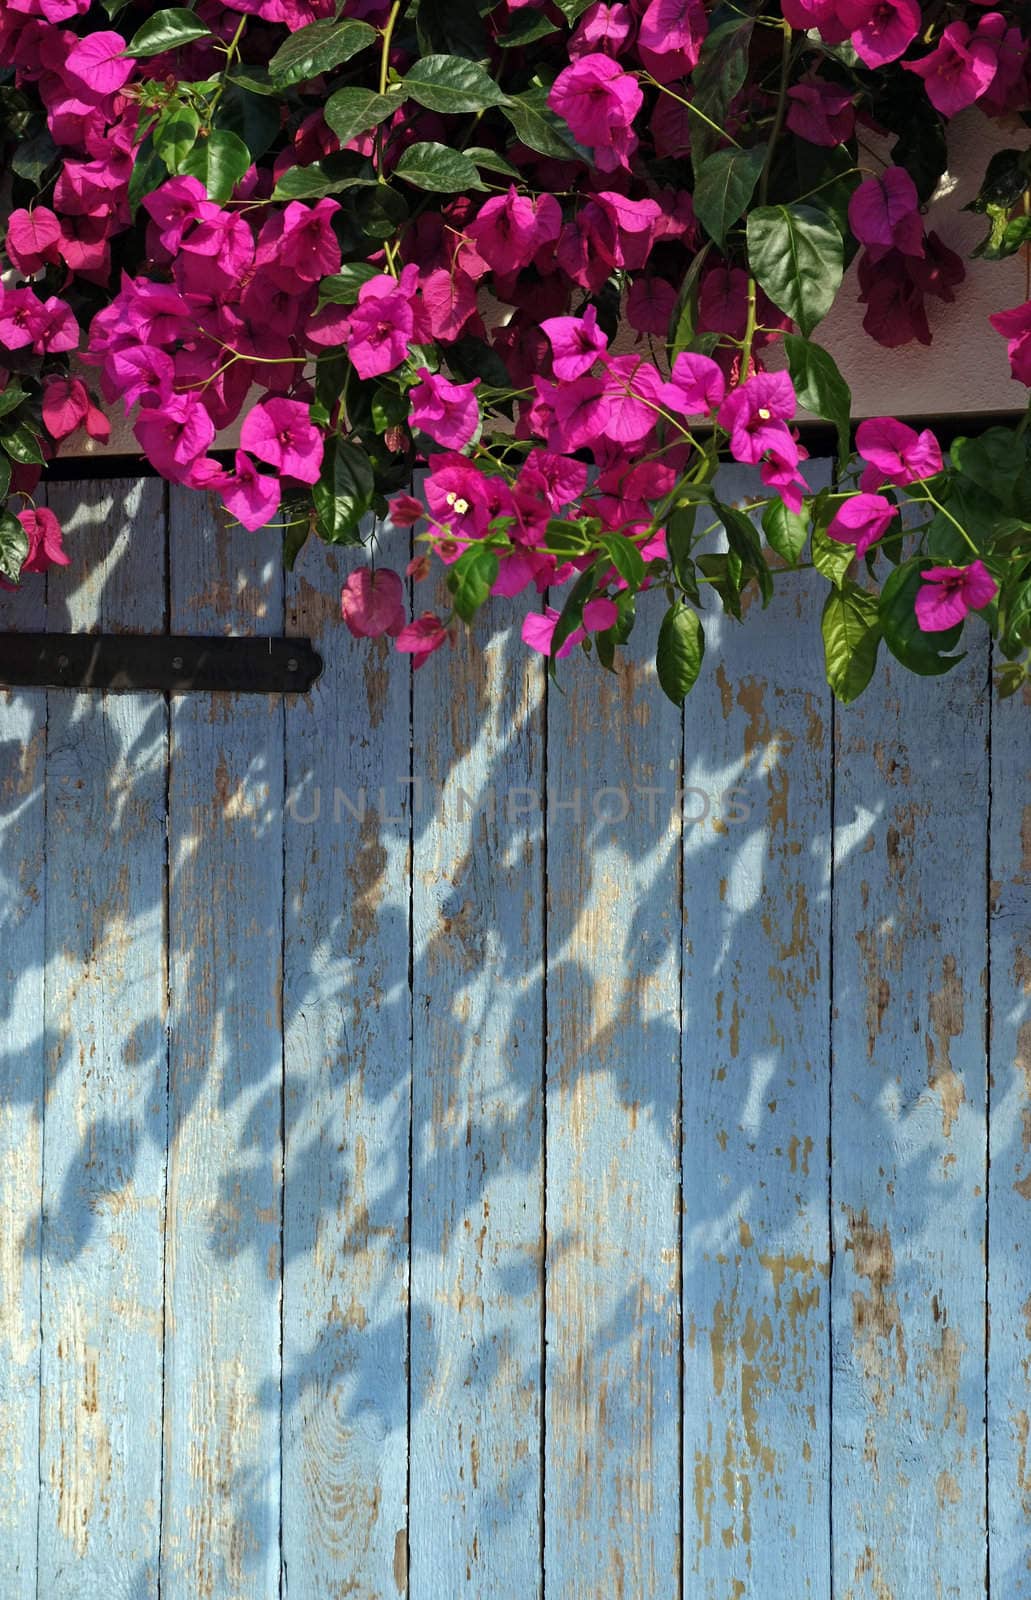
[0,477,1027,1597]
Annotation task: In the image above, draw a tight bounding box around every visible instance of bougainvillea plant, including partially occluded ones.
[1,0,1030,703]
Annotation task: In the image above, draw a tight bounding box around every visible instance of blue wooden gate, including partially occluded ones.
[0,470,1028,1598]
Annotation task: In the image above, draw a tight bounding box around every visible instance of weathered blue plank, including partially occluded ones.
[282,535,412,1597]
[162,488,283,1597]
[988,676,1031,1598]
[681,467,833,1596]
[544,612,682,1596]
[0,560,47,1599]
[831,647,989,1597]
[37,479,168,1594]
[410,615,545,1593]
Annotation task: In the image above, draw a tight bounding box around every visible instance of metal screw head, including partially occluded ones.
[287,658,298,673]
[57,654,69,670]
[171,655,184,671]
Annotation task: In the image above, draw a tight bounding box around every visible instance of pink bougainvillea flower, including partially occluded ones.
[425,453,493,543]
[594,354,665,445]
[106,345,176,413]
[904,20,998,116]
[134,393,216,483]
[41,376,109,442]
[760,437,808,514]
[786,78,856,146]
[717,370,797,465]
[540,303,608,381]
[548,53,642,169]
[466,188,562,273]
[18,507,69,574]
[218,451,281,532]
[570,2,633,59]
[255,199,341,288]
[408,368,480,450]
[848,168,923,260]
[856,250,931,347]
[827,493,897,559]
[143,178,214,253]
[521,596,619,658]
[636,0,707,83]
[240,399,323,485]
[856,417,943,490]
[781,0,849,40]
[388,493,426,527]
[626,276,677,336]
[341,567,406,639]
[64,30,134,94]
[660,351,726,416]
[841,0,921,68]
[5,206,61,274]
[915,561,998,631]
[989,300,1031,386]
[344,269,418,379]
[395,611,449,667]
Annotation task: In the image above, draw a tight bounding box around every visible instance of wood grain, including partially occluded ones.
[410,613,545,1594]
[544,613,683,1598]
[831,646,989,1598]
[281,532,412,1598]
[988,676,1031,1598]
[681,467,833,1598]
[37,479,168,1596]
[0,559,47,1599]
[162,488,284,1598]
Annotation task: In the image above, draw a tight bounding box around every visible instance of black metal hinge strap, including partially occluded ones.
[0,634,323,693]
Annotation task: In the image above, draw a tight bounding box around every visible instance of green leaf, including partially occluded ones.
[879,560,965,675]
[464,146,520,179]
[0,382,26,421]
[1,423,45,465]
[325,86,399,146]
[716,501,772,605]
[975,213,1031,262]
[498,9,559,46]
[181,129,251,203]
[318,263,380,305]
[403,55,506,115]
[689,18,753,174]
[551,0,593,20]
[501,87,586,162]
[656,601,704,705]
[811,522,853,588]
[822,581,881,703]
[394,141,483,193]
[152,103,200,173]
[127,134,169,213]
[550,562,600,665]
[352,182,409,238]
[268,18,377,84]
[598,532,645,590]
[1001,575,1031,653]
[219,83,281,162]
[0,510,29,586]
[10,127,59,184]
[697,551,742,620]
[782,333,852,465]
[125,8,213,55]
[272,162,377,200]
[313,438,374,545]
[667,242,712,358]
[0,456,11,500]
[950,428,1030,512]
[762,497,809,566]
[694,143,766,248]
[965,146,1031,216]
[415,0,490,61]
[747,204,843,337]
[448,545,498,622]
[283,519,310,572]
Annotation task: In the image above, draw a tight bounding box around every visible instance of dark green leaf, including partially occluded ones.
[965,147,1031,215]
[394,141,483,193]
[268,18,377,84]
[822,581,881,702]
[10,127,59,184]
[746,203,843,336]
[272,162,377,200]
[325,86,399,146]
[716,501,772,605]
[182,129,251,203]
[127,134,169,213]
[879,560,966,675]
[403,54,506,115]
[1002,575,1031,652]
[689,18,753,174]
[464,146,520,179]
[501,87,586,162]
[352,182,408,238]
[448,545,498,622]
[762,497,809,566]
[313,438,374,545]
[498,9,559,46]
[1,423,45,465]
[694,143,766,248]
[697,552,742,620]
[890,104,947,206]
[656,601,704,705]
[551,0,593,19]
[811,522,853,588]
[782,333,852,465]
[0,382,26,421]
[0,510,29,586]
[666,501,698,596]
[125,8,213,55]
[219,83,281,162]
[550,562,600,665]
[318,263,380,305]
[667,242,712,358]
[599,532,645,590]
[283,518,310,571]
[0,456,11,500]
[152,104,200,173]
[416,0,489,61]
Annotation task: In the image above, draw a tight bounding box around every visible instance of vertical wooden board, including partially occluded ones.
[831,648,989,1598]
[544,617,682,1597]
[987,678,1031,1597]
[37,479,168,1596]
[680,468,833,1596]
[0,569,47,1599]
[410,617,545,1594]
[281,536,411,1598]
[163,489,283,1598]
